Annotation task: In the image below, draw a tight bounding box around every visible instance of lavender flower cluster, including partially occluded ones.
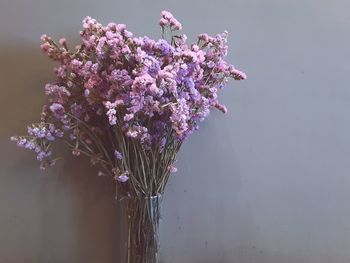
[12,11,245,183]
[11,123,63,169]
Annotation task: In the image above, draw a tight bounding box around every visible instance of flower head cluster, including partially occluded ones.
[11,123,63,169]
[159,11,182,30]
[12,11,245,196]
[39,11,245,141]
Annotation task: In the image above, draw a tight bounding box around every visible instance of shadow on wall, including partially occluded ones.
[0,45,125,263]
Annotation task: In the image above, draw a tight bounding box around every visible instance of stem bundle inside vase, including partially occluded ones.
[11,10,246,263]
[126,195,162,263]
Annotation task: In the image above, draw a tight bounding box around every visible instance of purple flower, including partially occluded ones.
[159,137,167,152]
[37,150,52,161]
[70,103,84,117]
[126,129,138,138]
[49,103,65,117]
[114,150,123,160]
[104,101,118,125]
[184,77,195,89]
[148,59,160,78]
[45,84,71,104]
[156,39,173,56]
[116,173,129,182]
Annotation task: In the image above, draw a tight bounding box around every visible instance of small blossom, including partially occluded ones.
[160,11,182,30]
[72,148,81,156]
[114,150,123,160]
[126,130,138,138]
[116,173,129,183]
[49,103,65,118]
[168,164,178,173]
[59,38,67,46]
[97,171,105,176]
[214,103,228,114]
[123,113,134,122]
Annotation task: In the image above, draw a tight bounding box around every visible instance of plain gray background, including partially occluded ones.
[1,0,350,262]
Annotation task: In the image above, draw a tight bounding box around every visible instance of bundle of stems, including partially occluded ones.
[126,195,162,263]
[67,112,182,199]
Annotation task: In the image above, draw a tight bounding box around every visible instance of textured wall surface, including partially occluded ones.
[1,0,350,262]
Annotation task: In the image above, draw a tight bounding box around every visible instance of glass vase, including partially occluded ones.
[126,194,162,263]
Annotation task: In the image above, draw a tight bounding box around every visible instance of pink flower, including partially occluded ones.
[214,103,228,114]
[168,164,177,173]
[124,113,134,122]
[59,38,67,46]
[126,130,138,138]
[160,10,182,30]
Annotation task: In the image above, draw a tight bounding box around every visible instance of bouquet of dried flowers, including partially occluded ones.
[11,11,245,263]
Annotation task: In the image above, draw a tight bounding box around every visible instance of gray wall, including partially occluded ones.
[1,0,350,262]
